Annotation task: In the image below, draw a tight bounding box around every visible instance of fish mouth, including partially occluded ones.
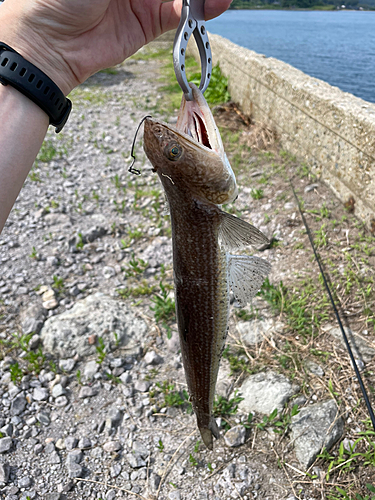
[175,83,224,157]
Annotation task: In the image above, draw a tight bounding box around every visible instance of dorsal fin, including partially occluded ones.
[218,211,269,251]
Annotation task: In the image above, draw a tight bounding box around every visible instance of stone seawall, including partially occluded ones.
[189,34,375,230]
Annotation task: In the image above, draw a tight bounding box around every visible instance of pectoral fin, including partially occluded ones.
[228,254,271,306]
[218,211,269,251]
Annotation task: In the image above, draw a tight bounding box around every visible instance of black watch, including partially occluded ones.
[0,42,72,132]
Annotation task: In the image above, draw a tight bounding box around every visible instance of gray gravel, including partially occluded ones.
[0,41,347,499]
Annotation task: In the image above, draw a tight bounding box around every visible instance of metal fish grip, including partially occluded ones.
[173,0,212,101]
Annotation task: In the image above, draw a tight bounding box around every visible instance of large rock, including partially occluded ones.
[40,293,147,357]
[238,371,299,414]
[290,399,344,468]
[324,324,375,363]
[237,319,274,346]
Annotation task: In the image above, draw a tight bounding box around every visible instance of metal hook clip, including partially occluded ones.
[128,115,152,176]
[173,0,212,101]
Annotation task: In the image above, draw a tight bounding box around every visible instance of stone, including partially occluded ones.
[83,360,98,380]
[59,358,76,372]
[149,473,161,492]
[67,449,83,464]
[37,411,50,426]
[144,350,163,365]
[81,226,106,243]
[45,494,62,500]
[110,463,122,478]
[49,451,61,464]
[290,399,344,468]
[67,462,83,478]
[224,425,246,447]
[126,453,146,469]
[55,396,68,407]
[166,330,180,353]
[43,298,59,310]
[106,408,123,429]
[133,441,149,458]
[216,362,232,398]
[52,384,66,398]
[103,441,122,453]
[238,371,299,414]
[65,436,78,451]
[21,304,46,336]
[78,386,97,399]
[103,266,116,279]
[0,462,10,483]
[33,387,49,401]
[10,394,27,416]
[78,437,91,449]
[39,293,147,357]
[106,490,116,500]
[29,334,41,350]
[304,359,325,377]
[18,476,32,488]
[326,325,375,363]
[168,491,181,500]
[134,380,151,393]
[237,319,274,346]
[0,437,12,453]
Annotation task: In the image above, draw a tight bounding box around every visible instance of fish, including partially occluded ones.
[143,83,271,449]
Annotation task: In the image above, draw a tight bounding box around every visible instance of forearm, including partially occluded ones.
[0,84,49,233]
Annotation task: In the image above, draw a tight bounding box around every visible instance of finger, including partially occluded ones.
[160,0,232,33]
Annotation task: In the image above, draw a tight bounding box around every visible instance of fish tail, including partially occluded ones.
[199,418,220,450]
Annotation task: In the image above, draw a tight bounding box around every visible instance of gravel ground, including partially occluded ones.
[1,38,375,500]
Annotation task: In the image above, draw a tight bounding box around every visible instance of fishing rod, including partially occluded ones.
[290,181,375,432]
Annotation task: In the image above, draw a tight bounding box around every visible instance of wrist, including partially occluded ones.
[0,9,75,95]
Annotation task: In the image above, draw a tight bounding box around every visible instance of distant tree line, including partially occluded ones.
[230,0,375,9]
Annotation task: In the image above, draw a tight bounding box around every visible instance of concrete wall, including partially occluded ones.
[189,34,375,230]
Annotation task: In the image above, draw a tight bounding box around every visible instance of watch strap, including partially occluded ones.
[0,42,72,133]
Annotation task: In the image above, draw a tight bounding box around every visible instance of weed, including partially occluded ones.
[151,282,175,323]
[96,337,106,364]
[222,347,253,374]
[106,373,121,384]
[190,64,230,104]
[76,233,84,250]
[314,224,328,247]
[10,362,23,383]
[25,347,45,374]
[49,360,58,374]
[76,370,82,385]
[189,454,198,467]
[213,390,244,419]
[29,247,37,259]
[157,439,164,452]
[207,462,214,473]
[194,440,201,453]
[251,188,264,200]
[156,381,189,409]
[52,275,64,293]
[124,254,148,277]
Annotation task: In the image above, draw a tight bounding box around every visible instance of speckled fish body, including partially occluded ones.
[143,84,270,449]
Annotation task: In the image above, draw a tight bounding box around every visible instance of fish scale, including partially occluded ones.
[172,197,229,446]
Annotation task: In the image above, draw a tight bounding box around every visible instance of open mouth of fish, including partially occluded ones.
[175,83,223,153]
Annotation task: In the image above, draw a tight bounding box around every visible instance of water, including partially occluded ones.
[207,10,375,103]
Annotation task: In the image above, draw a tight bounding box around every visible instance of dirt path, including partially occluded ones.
[0,38,375,500]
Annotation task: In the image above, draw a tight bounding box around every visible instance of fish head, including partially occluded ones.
[143,83,237,205]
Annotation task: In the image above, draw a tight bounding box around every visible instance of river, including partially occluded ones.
[206,10,375,103]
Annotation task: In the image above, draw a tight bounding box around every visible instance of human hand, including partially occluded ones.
[0,0,232,95]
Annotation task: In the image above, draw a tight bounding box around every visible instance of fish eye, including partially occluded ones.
[164,141,183,161]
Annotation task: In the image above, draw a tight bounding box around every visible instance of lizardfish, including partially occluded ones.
[143,83,271,449]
